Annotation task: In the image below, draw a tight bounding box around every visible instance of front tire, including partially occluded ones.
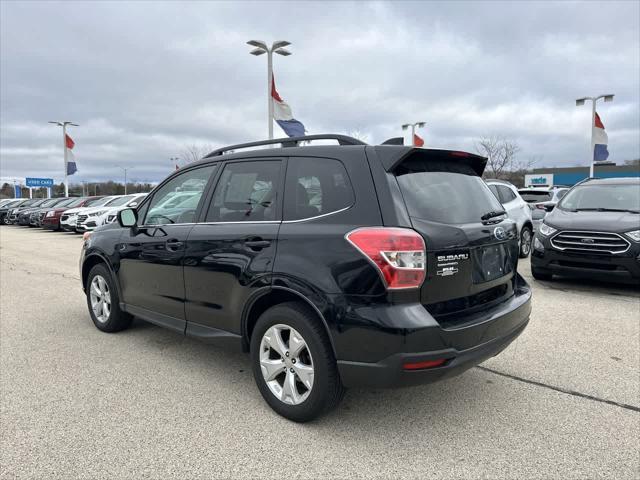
[250,302,345,422]
[519,226,532,258]
[86,264,132,332]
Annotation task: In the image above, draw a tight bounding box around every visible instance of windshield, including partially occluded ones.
[107,195,135,207]
[395,160,503,224]
[66,197,87,208]
[51,198,73,208]
[518,190,551,203]
[88,197,115,207]
[40,199,60,207]
[559,184,640,212]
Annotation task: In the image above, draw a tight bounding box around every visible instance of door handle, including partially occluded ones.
[244,239,271,250]
[165,239,184,251]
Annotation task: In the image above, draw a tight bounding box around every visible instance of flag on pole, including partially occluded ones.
[271,74,306,137]
[593,112,609,162]
[413,133,425,147]
[66,134,78,175]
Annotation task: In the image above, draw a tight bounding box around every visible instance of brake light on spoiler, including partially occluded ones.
[346,227,426,289]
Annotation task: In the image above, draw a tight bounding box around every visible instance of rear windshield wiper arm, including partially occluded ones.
[481,210,507,221]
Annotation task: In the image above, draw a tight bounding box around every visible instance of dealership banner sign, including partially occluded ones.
[25,177,54,188]
[524,174,554,187]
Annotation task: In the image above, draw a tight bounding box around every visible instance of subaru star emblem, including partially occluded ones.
[493,226,507,240]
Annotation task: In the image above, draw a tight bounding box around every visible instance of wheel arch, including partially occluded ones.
[242,286,337,357]
[81,252,121,298]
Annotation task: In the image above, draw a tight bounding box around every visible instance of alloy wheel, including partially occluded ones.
[89,275,111,323]
[259,324,314,405]
[521,229,532,256]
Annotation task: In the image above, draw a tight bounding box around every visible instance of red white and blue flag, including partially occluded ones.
[271,74,306,137]
[66,134,77,175]
[593,112,609,162]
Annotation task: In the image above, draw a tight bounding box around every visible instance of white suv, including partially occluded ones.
[95,193,148,227]
[486,180,534,258]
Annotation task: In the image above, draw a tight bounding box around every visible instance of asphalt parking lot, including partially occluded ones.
[1,226,638,479]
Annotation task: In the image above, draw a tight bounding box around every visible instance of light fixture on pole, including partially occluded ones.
[247,40,292,140]
[170,157,180,170]
[116,165,133,195]
[401,122,426,146]
[48,120,79,197]
[575,94,614,177]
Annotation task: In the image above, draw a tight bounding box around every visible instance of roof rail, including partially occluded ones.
[204,134,366,158]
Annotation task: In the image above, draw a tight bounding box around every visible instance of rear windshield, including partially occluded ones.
[395,160,503,224]
[518,190,551,202]
[559,184,640,212]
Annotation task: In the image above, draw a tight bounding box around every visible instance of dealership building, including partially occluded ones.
[524,162,640,187]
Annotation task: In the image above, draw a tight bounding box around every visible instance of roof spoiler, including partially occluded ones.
[380,137,404,145]
[373,146,488,176]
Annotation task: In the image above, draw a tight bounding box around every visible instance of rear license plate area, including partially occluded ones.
[472,243,514,283]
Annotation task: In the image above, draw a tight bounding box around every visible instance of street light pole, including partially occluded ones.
[117,166,132,195]
[401,122,426,146]
[247,40,292,140]
[48,121,78,197]
[170,157,181,170]
[576,94,614,178]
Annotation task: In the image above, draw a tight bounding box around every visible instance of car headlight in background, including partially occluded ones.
[89,210,106,217]
[539,223,557,236]
[625,230,640,242]
[46,211,54,217]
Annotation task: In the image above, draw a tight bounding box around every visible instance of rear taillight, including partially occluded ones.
[345,227,426,289]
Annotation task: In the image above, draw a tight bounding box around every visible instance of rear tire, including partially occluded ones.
[86,264,132,332]
[531,265,552,281]
[250,302,345,422]
[519,226,532,258]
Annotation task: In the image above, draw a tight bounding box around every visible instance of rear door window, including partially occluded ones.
[284,157,354,221]
[497,185,517,203]
[395,159,503,224]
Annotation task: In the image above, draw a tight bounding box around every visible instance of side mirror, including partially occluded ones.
[118,208,138,228]
[544,204,555,212]
[128,201,138,208]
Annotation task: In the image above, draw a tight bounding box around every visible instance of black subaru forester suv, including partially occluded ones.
[80,134,532,422]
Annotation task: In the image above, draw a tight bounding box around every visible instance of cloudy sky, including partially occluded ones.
[1,0,639,184]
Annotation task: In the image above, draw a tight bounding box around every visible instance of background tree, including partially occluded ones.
[179,143,215,164]
[474,136,541,186]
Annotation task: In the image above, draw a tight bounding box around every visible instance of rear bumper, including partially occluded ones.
[336,276,532,388]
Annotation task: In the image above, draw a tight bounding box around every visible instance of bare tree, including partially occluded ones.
[475,136,521,179]
[179,143,215,164]
[347,129,370,144]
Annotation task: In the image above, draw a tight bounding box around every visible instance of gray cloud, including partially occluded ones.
[1,0,638,184]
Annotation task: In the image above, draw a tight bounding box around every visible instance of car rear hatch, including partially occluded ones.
[386,149,520,326]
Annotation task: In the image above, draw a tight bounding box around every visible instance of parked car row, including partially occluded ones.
[0,193,148,232]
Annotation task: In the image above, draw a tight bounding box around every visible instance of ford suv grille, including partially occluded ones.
[550,231,630,255]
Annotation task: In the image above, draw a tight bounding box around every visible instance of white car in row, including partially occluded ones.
[95,193,148,228]
[486,179,534,258]
[76,193,147,233]
[60,196,119,232]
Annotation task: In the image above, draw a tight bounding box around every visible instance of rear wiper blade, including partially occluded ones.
[481,210,507,221]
